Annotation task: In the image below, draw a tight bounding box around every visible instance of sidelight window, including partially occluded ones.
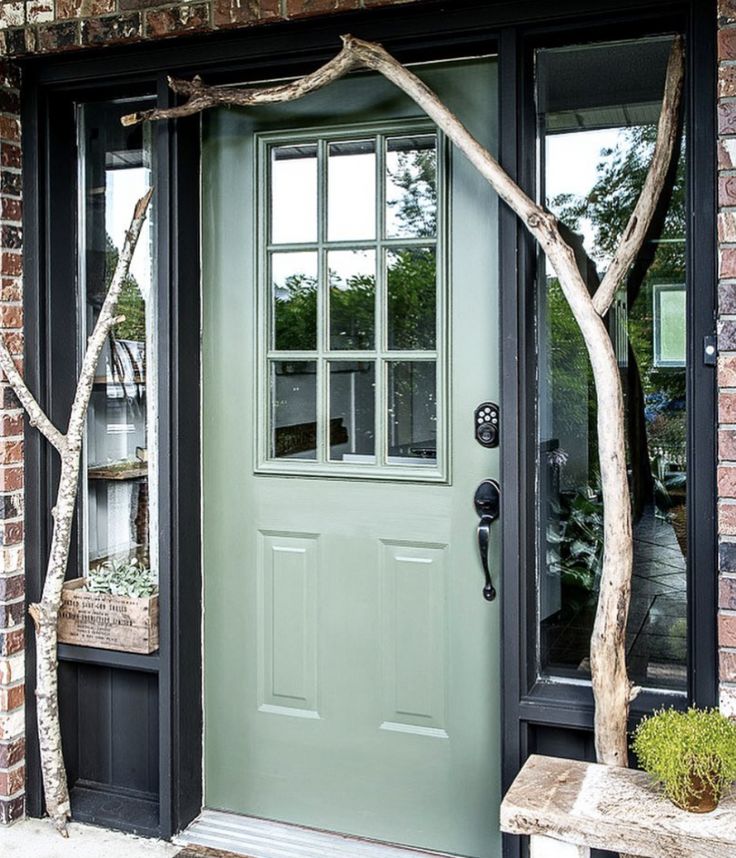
[535,36,688,692]
[257,124,446,479]
[78,100,158,584]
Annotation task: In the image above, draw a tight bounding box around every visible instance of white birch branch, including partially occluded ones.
[27,189,152,835]
[121,35,684,770]
[0,339,65,452]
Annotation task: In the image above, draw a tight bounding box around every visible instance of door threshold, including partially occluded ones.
[175,809,462,858]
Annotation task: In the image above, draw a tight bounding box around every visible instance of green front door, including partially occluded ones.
[202,58,501,858]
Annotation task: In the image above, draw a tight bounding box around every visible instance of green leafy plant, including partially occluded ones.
[86,557,157,598]
[546,486,604,592]
[633,707,736,812]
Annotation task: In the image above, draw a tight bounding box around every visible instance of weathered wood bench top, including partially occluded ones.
[500,755,736,858]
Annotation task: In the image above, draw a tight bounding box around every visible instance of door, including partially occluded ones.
[202,57,501,858]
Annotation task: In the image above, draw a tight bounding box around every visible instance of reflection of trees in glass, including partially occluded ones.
[387,144,437,237]
[545,123,686,603]
[388,248,436,350]
[330,272,374,350]
[274,274,318,351]
[105,234,146,342]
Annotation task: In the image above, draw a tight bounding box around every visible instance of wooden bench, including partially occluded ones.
[500,755,736,857]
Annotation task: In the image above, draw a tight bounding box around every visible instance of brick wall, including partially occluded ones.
[0,0,414,55]
[0,56,24,825]
[0,0,730,832]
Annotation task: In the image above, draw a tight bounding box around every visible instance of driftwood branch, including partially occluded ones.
[592,36,685,316]
[0,340,65,452]
[18,190,152,835]
[122,36,684,770]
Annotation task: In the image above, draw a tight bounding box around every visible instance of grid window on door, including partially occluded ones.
[258,125,446,479]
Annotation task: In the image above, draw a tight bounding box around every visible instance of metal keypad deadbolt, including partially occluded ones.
[474,402,499,448]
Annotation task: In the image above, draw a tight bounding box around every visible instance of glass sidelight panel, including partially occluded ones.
[535,36,687,691]
[78,99,157,580]
[262,125,443,477]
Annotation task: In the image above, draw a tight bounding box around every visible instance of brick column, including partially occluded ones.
[0,59,24,825]
[718,0,736,719]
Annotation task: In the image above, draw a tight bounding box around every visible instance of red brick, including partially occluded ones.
[0,600,23,628]
[0,115,19,145]
[145,4,209,37]
[721,174,736,206]
[0,520,22,545]
[0,575,23,601]
[37,20,80,52]
[720,392,736,423]
[81,12,140,45]
[57,0,115,17]
[0,763,24,797]
[721,0,736,23]
[0,255,20,278]
[721,613,736,648]
[721,577,736,609]
[720,246,736,278]
[0,414,22,439]
[719,465,736,497]
[286,0,358,15]
[720,354,736,388]
[0,683,23,711]
[0,441,21,466]
[0,738,24,768]
[1,198,21,223]
[720,28,736,61]
[0,144,20,170]
[0,628,22,657]
[0,468,22,493]
[213,0,261,27]
[0,793,24,823]
[0,305,21,329]
[722,649,736,682]
[720,429,736,461]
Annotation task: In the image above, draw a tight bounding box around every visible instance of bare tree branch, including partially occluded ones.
[0,339,66,452]
[592,35,685,316]
[30,189,153,835]
[122,35,684,770]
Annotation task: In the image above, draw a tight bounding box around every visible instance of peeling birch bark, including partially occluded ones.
[1,190,152,834]
[121,35,684,770]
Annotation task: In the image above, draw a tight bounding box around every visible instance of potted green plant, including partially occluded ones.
[633,707,736,813]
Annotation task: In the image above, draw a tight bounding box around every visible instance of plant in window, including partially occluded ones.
[633,708,736,812]
[86,557,157,598]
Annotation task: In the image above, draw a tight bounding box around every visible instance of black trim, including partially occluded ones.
[19,0,717,851]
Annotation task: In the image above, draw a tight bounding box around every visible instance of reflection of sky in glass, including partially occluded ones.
[272,251,318,299]
[329,249,375,286]
[545,128,624,268]
[271,147,318,244]
[328,143,376,241]
[106,167,152,299]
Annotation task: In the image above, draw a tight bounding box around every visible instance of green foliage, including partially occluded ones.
[86,557,157,598]
[633,708,736,810]
[546,487,604,592]
[105,234,147,342]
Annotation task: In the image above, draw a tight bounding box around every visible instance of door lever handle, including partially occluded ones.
[474,479,500,602]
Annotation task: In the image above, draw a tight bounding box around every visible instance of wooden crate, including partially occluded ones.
[58,578,159,654]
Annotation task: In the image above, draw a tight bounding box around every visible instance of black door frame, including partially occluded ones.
[20,0,716,849]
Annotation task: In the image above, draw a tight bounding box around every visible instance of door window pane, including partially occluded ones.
[536,36,687,691]
[271,144,318,244]
[387,362,437,464]
[271,361,318,459]
[329,250,376,350]
[79,99,157,586]
[260,127,444,478]
[328,140,376,241]
[272,251,318,351]
[387,247,437,350]
[329,361,376,462]
[386,135,437,238]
